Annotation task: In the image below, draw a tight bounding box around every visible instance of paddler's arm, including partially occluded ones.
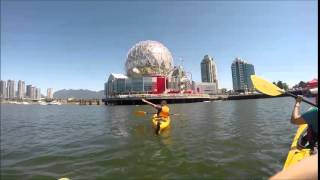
[269,154,318,180]
[141,98,161,109]
[291,95,307,125]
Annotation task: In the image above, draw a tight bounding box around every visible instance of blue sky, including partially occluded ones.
[1,1,318,91]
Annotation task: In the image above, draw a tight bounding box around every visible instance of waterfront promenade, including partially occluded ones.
[103,89,308,105]
[1,89,308,106]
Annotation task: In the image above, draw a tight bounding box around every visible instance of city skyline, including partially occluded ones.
[0,78,53,99]
[1,1,317,91]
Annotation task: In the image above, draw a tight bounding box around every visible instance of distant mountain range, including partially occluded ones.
[53,89,104,99]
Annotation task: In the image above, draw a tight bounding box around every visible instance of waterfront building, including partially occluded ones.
[168,65,192,92]
[7,80,15,99]
[105,73,170,97]
[47,88,53,99]
[26,85,32,98]
[32,87,36,99]
[29,86,36,100]
[142,77,154,92]
[105,73,128,97]
[126,77,143,92]
[35,88,41,100]
[17,80,25,99]
[231,58,255,92]
[105,40,194,98]
[0,80,6,99]
[192,82,217,94]
[201,55,218,88]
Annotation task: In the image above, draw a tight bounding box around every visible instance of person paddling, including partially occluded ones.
[291,88,318,152]
[141,98,170,134]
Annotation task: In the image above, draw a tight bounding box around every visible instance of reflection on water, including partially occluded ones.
[0,97,313,179]
[159,126,172,146]
[133,124,147,138]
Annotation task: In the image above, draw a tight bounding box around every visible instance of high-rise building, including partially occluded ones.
[17,80,25,99]
[231,58,255,92]
[30,86,36,100]
[35,88,41,100]
[0,80,6,99]
[47,88,53,99]
[7,80,15,99]
[26,85,32,98]
[201,55,218,89]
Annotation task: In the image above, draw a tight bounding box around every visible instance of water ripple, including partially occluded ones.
[1,97,305,179]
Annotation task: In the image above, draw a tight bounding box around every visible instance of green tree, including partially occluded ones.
[298,81,306,88]
[275,80,289,90]
[276,81,284,89]
[283,83,289,90]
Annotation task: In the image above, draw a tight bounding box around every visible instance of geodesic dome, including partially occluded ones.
[125,40,173,77]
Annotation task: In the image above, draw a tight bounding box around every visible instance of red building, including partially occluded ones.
[151,75,166,94]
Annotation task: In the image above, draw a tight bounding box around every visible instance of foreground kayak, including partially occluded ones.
[283,124,311,169]
[152,114,170,134]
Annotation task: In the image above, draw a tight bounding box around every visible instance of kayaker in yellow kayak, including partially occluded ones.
[291,88,318,153]
[141,98,170,134]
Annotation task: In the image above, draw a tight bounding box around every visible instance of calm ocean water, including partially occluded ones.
[0,97,313,179]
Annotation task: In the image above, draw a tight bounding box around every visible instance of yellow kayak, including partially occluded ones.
[152,114,170,134]
[283,124,311,169]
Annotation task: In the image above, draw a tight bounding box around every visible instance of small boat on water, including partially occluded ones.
[48,101,62,105]
[39,101,47,105]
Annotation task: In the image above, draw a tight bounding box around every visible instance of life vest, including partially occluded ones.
[158,105,170,118]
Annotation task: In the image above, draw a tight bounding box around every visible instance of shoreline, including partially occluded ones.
[1,90,313,106]
[103,93,298,105]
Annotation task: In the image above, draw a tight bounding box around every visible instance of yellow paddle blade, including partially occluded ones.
[134,111,147,116]
[250,75,284,96]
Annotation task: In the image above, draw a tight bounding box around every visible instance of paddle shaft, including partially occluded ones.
[285,92,317,107]
[143,112,179,116]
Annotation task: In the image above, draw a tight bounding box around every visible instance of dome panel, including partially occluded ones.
[125,40,173,77]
